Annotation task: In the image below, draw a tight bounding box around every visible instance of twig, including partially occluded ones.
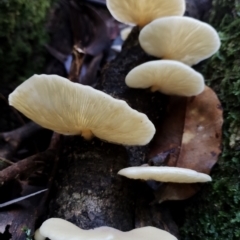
[0,150,55,185]
[0,189,48,208]
[0,157,14,165]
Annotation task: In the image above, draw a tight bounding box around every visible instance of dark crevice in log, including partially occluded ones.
[100,27,167,166]
[134,181,180,238]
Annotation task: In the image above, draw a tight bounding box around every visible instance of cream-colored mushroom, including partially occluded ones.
[125,60,204,96]
[120,27,133,41]
[9,74,155,145]
[139,16,221,66]
[118,166,212,183]
[106,0,185,27]
[35,218,178,240]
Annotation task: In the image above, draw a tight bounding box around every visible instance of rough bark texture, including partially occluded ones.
[50,137,134,230]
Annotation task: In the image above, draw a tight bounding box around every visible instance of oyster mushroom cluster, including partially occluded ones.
[8,0,220,239]
[107,0,220,96]
[106,0,219,186]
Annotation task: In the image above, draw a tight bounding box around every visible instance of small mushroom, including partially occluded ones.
[106,0,185,27]
[9,74,155,145]
[118,166,212,183]
[139,16,221,66]
[125,60,204,96]
[35,218,178,240]
[120,27,133,41]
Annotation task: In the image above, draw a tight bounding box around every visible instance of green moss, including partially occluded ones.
[0,0,53,84]
[181,1,240,239]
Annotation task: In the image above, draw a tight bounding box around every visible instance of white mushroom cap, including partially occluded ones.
[125,60,204,97]
[9,74,155,145]
[139,16,221,66]
[106,0,185,27]
[118,166,212,183]
[120,27,133,41]
[35,218,177,240]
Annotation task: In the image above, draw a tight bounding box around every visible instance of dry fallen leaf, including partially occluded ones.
[149,86,223,203]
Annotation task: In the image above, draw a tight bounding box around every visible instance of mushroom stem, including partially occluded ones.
[150,85,159,92]
[34,229,45,240]
[81,129,94,140]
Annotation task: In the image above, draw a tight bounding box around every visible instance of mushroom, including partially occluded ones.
[139,16,221,66]
[9,74,155,145]
[120,27,133,41]
[118,166,212,183]
[106,0,185,27]
[35,218,178,240]
[125,60,204,97]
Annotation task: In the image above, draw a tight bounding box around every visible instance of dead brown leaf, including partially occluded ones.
[149,86,223,203]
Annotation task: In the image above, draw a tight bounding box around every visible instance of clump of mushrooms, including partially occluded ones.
[9,74,155,145]
[15,1,221,238]
[105,0,220,194]
[34,218,178,240]
[125,16,221,96]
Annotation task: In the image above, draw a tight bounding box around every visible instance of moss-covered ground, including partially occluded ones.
[0,0,53,84]
[181,0,240,239]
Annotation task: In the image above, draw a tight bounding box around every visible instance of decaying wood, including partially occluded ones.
[134,181,180,238]
[0,150,54,186]
[51,137,135,230]
[0,132,62,240]
[0,188,47,240]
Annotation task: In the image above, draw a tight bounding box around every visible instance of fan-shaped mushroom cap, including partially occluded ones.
[106,0,185,27]
[9,74,155,145]
[35,218,177,240]
[139,16,221,66]
[118,166,212,183]
[125,60,204,96]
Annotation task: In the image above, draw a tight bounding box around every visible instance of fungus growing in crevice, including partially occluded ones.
[34,218,178,240]
[125,60,205,96]
[9,74,155,145]
[118,166,212,183]
[139,16,221,66]
[106,0,185,27]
